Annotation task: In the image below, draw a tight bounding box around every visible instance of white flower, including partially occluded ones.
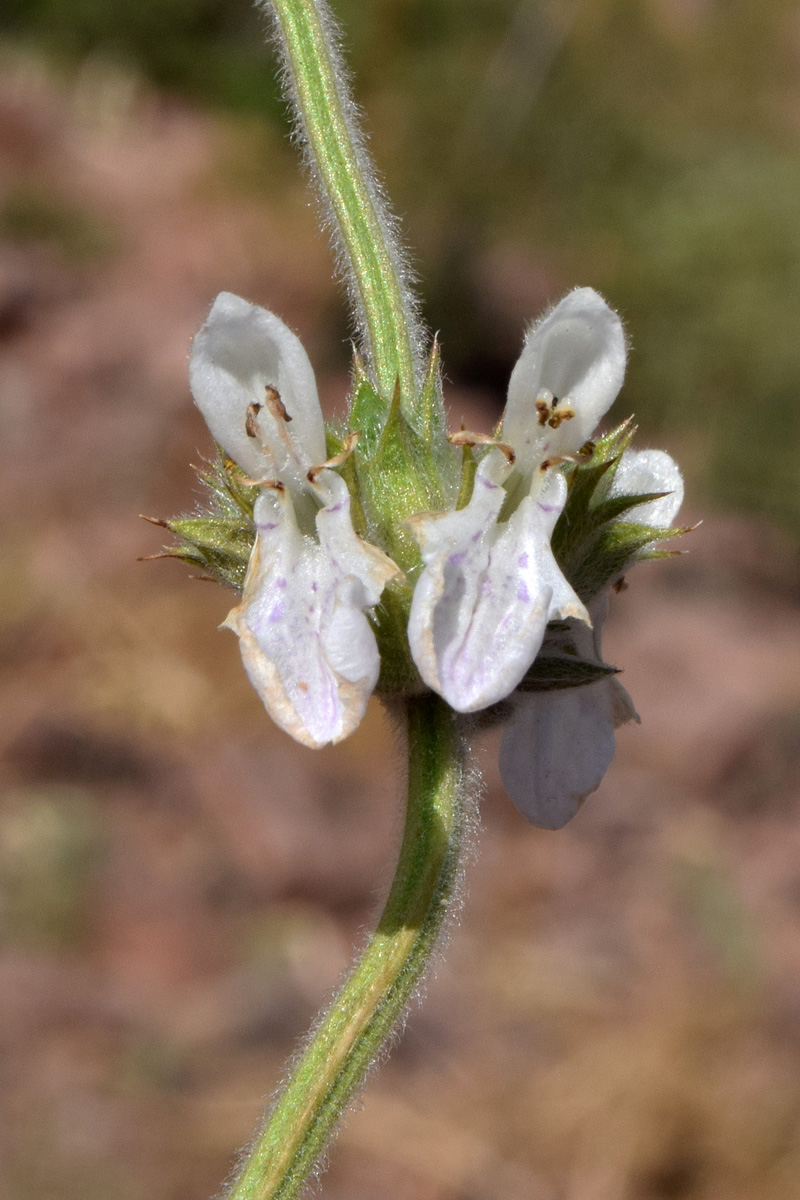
[499,447,684,828]
[407,287,627,712]
[190,292,398,749]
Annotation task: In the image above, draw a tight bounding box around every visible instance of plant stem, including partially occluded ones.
[226,695,468,1200]
[268,0,421,404]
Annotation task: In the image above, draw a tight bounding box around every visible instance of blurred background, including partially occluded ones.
[1,1,800,1197]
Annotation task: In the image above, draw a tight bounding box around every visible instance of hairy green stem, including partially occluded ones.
[226,696,468,1200]
[268,0,421,403]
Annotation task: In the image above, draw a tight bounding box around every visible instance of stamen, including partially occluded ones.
[534,389,553,426]
[539,455,570,472]
[264,384,292,422]
[256,382,306,472]
[245,402,262,439]
[448,430,516,465]
[307,431,360,483]
[536,389,576,429]
[547,401,575,429]
[234,474,286,489]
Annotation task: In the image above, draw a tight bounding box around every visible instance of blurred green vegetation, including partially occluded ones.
[0,787,103,949]
[3,0,800,531]
[0,186,117,260]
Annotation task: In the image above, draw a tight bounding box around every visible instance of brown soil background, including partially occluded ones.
[2,53,800,1200]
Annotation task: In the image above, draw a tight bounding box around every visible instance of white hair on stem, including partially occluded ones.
[259,0,427,391]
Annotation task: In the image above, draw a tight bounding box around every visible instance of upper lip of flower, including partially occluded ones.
[189,292,327,493]
[502,286,628,479]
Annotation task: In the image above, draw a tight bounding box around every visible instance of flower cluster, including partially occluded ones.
[163,287,684,827]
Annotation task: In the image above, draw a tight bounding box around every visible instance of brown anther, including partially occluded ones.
[448,430,516,465]
[613,576,628,593]
[539,455,570,472]
[265,384,292,422]
[547,403,575,430]
[245,402,262,439]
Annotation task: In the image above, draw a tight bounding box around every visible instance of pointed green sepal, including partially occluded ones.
[348,355,388,459]
[552,419,687,602]
[354,381,444,573]
[144,453,258,591]
[410,337,447,443]
[586,490,673,531]
[569,520,685,601]
[196,453,260,519]
[516,654,621,692]
[160,514,255,590]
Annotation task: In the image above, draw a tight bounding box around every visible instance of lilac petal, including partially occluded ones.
[610,448,684,528]
[503,288,626,475]
[499,677,636,829]
[500,592,638,828]
[224,474,397,748]
[408,456,588,712]
[189,292,326,486]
